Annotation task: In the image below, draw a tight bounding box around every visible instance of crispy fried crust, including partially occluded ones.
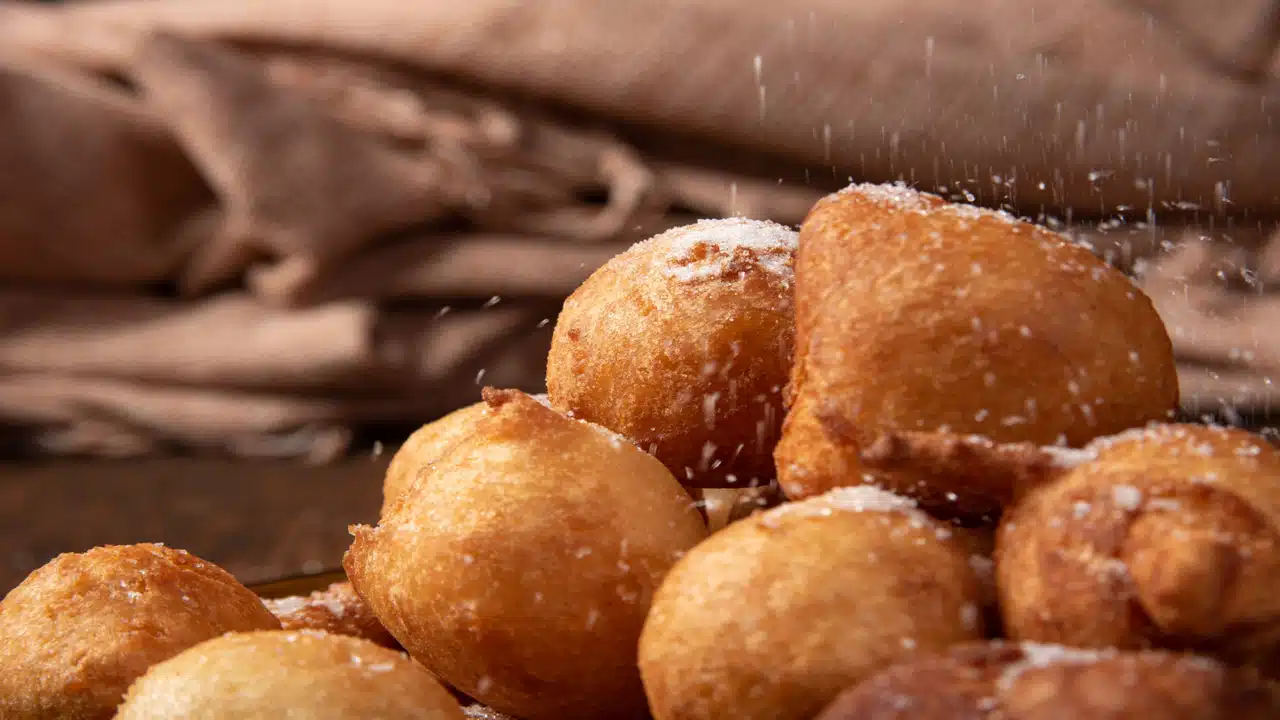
[0,543,280,720]
[547,219,797,488]
[265,581,399,650]
[382,402,490,517]
[997,424,1280,676]
[346,389,708,720]
[638,487,985,720]
[854,430,1069,518]
[777,184,1178,517]
[115,630,463,719]
[817,641,1280,720]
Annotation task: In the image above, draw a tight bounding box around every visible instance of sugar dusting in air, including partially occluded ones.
[655,218,798,283]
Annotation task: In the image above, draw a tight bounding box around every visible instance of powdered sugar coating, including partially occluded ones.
[760,485,930,526]
[837,182,1029,232]
[650,218,798,283]
[836,181,939,212]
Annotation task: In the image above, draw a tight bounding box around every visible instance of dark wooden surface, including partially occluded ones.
[1,455,387,594]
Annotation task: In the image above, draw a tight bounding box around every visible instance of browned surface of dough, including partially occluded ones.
[777,184,1178,517]
[382,401,490,517]
[548,218,796,488]
[116,629,463,719]
[818,641,1280,720]
[0,543,280,719]
[347,389,707,720]
[638,486,984,720]
[998,423,1280,675]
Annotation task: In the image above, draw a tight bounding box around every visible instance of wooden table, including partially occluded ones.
[1,455,388,594]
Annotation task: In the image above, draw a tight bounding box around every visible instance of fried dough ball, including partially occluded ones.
[346,388,709,720]
[638,486,985,720]
[0,543,280,720]
[817,642,1280,719]
[265,581,399,650]
[115,630,463,719]
[547,218,797,488]
[383,401,489,516]
[997,423,1280,675]
[777,183,1178,518]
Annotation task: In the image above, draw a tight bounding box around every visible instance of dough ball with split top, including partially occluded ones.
[998,423,1280,676]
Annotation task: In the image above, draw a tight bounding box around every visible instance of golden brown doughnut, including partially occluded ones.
[383,401,490,517]
[346,388,708,720]
[776,183,1178,517]
[265,581,399,650]
[816,641,1280,719]
[997,423,1280,675]
[0,543,280,719]
[547,218,797,488]
[115,630,463,719]
[638,486,985,720]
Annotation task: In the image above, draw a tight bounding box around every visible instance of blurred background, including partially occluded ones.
[3,0,1279,592]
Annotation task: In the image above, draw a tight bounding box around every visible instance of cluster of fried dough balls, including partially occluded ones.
[776,183,1178,519]
[347,388,707,720]
[547,218,798,488]
[115,630,463,719]
[638,486,986,720]
[0,544,281,719]
[817,641,1280,719]
[7,183,1264,719]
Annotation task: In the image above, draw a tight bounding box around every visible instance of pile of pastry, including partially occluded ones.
[5,184,1280,719]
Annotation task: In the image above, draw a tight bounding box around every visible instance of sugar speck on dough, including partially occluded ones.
[969,555,995,580]
[1072,501,1092,518]
[653,218,798,283]
[1147,497,1182,512]
[268,596,308,616]
[998,643,1114,691]
[1111,484,1143,511]
[319,594,347,619]
[1042,446,1098,468]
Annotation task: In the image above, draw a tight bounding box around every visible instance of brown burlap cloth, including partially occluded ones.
[1,0,1278,459]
